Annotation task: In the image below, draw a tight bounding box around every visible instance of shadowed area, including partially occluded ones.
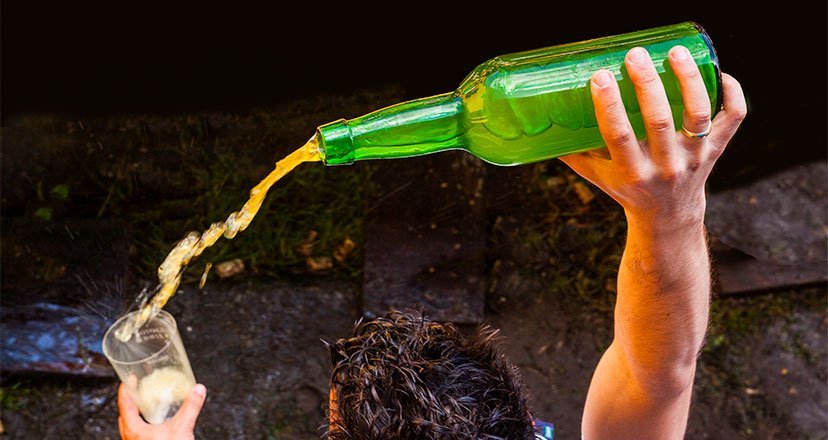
[1,85,825,438]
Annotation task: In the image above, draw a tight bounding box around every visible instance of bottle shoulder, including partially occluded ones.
[457,56,503,95]
[458,55,587,101]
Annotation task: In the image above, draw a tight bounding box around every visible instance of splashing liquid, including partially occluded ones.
[115,137,321,342]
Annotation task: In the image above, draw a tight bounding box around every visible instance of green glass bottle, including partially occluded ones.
[318,22,720,166]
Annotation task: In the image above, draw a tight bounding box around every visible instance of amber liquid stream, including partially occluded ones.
[115,137,321,341]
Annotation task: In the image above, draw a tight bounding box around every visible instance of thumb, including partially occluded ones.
[172,383,207,431]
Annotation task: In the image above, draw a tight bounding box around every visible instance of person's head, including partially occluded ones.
[325,310,534,439]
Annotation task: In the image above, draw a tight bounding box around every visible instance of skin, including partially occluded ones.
[117,45,746,439]
[117,382,206,440]
[565,46,746,439]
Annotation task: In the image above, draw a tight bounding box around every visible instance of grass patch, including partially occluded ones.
[0,382,29,411]
[125,152,374,283]
[51,114,377,284]
[4,107,388,287]
[694,288,826,437]
[704,288,823,355]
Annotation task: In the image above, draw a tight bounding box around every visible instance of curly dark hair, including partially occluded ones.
[325,310,535,440]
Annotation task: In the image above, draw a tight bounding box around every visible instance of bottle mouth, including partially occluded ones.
[691,22,723,113]
[317,119,355,166]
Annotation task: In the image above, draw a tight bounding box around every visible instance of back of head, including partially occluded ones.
[326,310,534,440]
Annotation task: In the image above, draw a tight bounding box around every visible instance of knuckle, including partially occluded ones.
[682,66,702,80]
[731,105,748,122]
[627,174,646,187]
[628,173,651,188]
[626,168,653,186]
[659,168,682,182]
[687,110,711,127]
[724,74,742,89]
[686,157,703,172]
[606,129,634,146]
[602,97,624,113]
[644,115,673,132]
[637,70,661,88]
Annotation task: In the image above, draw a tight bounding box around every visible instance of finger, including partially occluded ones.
[625,47,677,163]
[590,69,643,170]
[117,382,146,428]
[118,415,137,439]
[172,383,207,431]
[125,374,138,390]
[708,73,747,158]
[668,45,712,137]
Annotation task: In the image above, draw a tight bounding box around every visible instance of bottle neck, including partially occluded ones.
[317,92,468,166]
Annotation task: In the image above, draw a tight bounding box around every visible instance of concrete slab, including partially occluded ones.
[707,162,827,265]
[712,239,827,294]
[362,151,486,323]
[165,280,357,439]
[0,219,129,377]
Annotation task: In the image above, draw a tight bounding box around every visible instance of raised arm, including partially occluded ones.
[560,46,747,439]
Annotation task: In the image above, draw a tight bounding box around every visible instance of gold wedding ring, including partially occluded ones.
[681,121,712,140]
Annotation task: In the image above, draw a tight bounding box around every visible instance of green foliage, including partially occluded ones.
[28,183,71,221]
[50,184,71,201]
[117,129,374,283]
[0,383,28,410]
[33,206,53,221]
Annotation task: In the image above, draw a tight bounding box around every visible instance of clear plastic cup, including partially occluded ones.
[102,310,196,425]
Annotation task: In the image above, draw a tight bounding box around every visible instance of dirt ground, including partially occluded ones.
[1,283,823,440]
[1,92,825,439]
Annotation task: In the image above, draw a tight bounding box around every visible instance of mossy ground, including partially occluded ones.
[1,95,824,438]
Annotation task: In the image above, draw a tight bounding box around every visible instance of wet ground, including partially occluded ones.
[1,89,825,439]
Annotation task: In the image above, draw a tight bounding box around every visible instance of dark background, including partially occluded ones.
[3,3,826,188]
[1,5,826,438]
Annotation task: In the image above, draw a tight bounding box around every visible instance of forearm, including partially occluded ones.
[577,47,745,438]
[614,213,710,395]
